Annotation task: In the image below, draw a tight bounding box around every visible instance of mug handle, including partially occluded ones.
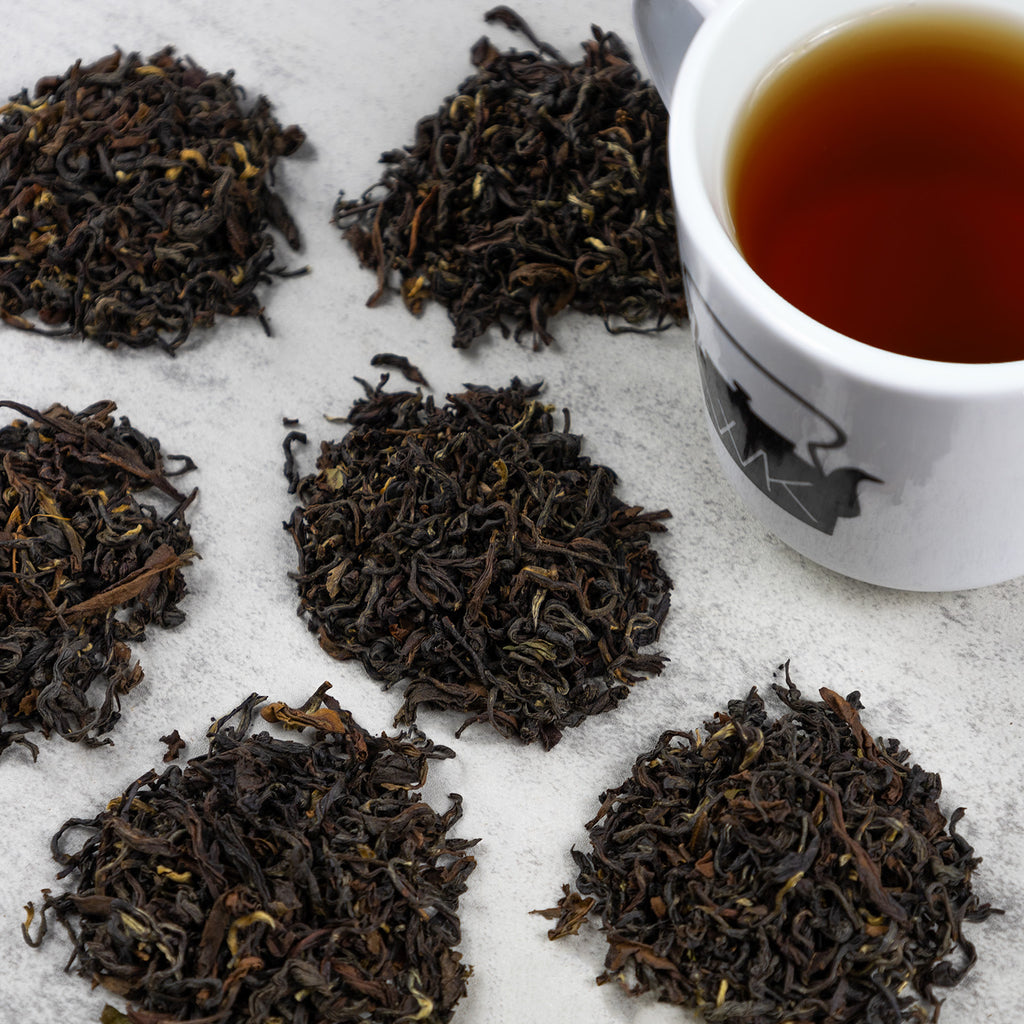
[632,0,719,102]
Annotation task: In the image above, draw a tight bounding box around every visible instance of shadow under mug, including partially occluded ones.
[634,0,1024,591]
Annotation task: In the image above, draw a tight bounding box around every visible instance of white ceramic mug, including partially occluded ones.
[635,0,1024,591]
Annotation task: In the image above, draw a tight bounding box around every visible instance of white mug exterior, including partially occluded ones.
[640,0,1024,590]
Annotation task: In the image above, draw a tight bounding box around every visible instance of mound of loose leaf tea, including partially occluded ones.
[538,673,1002,1023]
[24,685,478,1024]
[0,400,196,760]
[334,6,684,349]
[0,47,305,352]
[285,376,672,749]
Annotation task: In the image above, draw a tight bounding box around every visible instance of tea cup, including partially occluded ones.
[634,0,1024,590]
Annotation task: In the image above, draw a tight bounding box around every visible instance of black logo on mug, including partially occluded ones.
[687,275,879,535]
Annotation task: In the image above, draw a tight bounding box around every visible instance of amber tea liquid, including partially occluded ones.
[726,8,1024,362]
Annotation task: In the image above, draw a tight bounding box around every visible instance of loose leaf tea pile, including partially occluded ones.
[0,46,305,352]
[285,377,672,748]
[0,400,196,759]
[539,676,1001,1023]
[334,6,684,349]
[24,686,478,1024]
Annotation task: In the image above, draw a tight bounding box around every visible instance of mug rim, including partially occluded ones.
[669,0,1024,396]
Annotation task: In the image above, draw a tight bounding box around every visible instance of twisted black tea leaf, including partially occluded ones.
[24,684,478,1024]
[540,673,1002,1023]
[370,351,429,386]
[0,47,305,352]
[285,377,672,748]
[334,7,684,349]
[0,400,196,760]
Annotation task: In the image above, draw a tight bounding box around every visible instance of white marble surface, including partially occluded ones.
[0,1,1019,1021]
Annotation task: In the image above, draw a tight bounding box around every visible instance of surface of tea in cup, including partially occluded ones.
[726,8,1024,363]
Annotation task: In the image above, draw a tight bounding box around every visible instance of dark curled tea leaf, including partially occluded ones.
[24,684,478,1024]
[0,400,196,759]
[334,8,684,349]
[370,351,429,386]
[158,729,185,762]
[544,670,1002,1023]
[0,47,306,353]
[285,377,672,748]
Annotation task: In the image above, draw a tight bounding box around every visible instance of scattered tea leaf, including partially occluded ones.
[25,685,478,1023]
[286,376,672,748]
[0,47,306,352]
[334,9,684,349]
[370,352,429,386]
[158,729,185,762]
[0,400,196,759]
[543,668,1002,1023]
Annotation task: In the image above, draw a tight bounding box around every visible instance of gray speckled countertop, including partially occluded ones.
[0,1,1019,1021]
